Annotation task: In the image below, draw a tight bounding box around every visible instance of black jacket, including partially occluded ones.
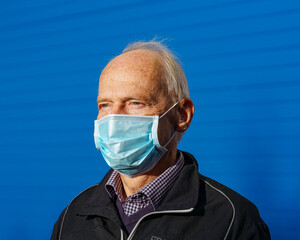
[51,152,270,240]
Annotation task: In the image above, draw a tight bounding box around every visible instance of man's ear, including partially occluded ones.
[176,98,195,133]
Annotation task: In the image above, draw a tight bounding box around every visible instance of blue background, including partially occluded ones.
[1,0,300,239]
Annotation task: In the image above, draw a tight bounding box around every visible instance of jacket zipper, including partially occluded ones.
[126,208,194,240]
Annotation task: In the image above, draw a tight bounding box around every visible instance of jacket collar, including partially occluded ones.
[156,151,201,212]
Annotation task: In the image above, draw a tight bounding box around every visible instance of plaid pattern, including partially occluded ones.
[105,152,184,216]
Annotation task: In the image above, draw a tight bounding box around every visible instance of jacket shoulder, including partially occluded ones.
[51,170,114,240]
[199,174,270,239]
[50,184,100,240]
[199,174,258,212]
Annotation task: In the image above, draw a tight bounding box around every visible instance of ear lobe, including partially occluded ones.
[176,98,194,133]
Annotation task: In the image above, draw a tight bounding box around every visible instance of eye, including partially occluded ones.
[132,102,142,106]
[129,101,145,109]
[98,103,110,110]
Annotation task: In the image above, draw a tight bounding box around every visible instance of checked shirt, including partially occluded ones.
[105,152,184,216]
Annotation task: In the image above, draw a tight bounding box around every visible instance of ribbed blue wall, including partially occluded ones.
[1,0,299,239]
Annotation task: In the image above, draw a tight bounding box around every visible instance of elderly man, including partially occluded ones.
[51,41,270,240]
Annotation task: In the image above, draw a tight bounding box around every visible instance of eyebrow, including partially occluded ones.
[97,96,115,103]
[96,97,105,103]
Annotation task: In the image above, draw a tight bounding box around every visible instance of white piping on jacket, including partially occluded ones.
[204,181,236,240]
[120,229,124,240]
[127,208,194,240]
[58,184,99,240]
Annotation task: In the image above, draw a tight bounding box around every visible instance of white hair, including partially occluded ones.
[122,40,190,102]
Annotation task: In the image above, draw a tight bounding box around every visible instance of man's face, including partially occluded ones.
[97,49,178,146]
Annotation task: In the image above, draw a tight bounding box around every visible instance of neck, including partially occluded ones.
[120,147,178,197]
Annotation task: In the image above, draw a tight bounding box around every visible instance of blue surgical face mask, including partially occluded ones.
[94,102,179,177]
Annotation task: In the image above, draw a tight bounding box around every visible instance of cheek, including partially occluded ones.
[157,118,173,146]
[157,111,179,144]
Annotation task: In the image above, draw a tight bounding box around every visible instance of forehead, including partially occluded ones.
[98,50,168,98]
[101,49,164,80]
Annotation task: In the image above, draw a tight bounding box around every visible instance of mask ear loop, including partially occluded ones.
[159,101,180,119]
[163,131,177,148]
[159,100,180,148]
